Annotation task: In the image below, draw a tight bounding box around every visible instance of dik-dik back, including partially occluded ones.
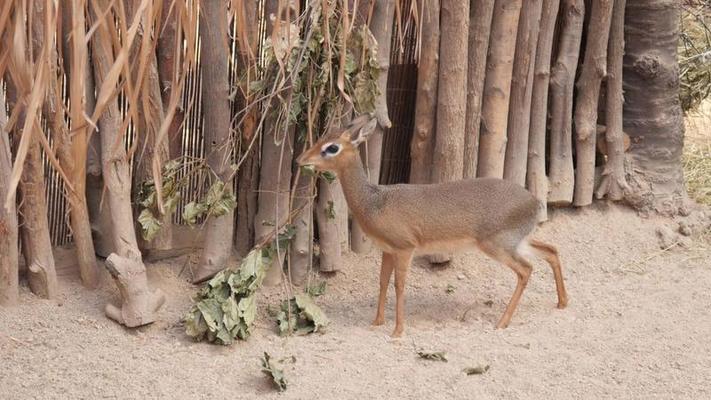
[297,115,568,336]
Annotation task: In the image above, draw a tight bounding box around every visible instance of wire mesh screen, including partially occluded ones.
[39,3,418,246]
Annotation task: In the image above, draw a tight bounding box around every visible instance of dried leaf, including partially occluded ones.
[306,281,327,297]
[137,209,162,241]
[463,365,490,375]
[417,351,448,362]
[261,352,287,392]
[446,284,456,294]
[182,201,208,225]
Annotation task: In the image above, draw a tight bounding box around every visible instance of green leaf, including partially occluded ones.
[294,293,329,333]
[205,181,226,205]
[325,201,336,219]
[417,351,448,362]
[138,209,162,241]
[184,310,208,340]
[305,281,327,297]
[300,164,317,177]
[261,352,287,392]
[321,171,337,183]
[463,365,490,375]
[182,201,208,225]
[209,192,237,218]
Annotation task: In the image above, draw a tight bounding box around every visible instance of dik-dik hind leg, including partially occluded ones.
[392,250,414,338]
[372,252,394,326]
[480,243,533,329]
[529,239,568,308]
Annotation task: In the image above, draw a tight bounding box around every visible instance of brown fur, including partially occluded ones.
[298,116,568,337]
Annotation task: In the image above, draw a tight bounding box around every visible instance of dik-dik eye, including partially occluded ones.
[321,143,341,157]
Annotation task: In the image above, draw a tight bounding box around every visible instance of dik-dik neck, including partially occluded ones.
[335,155,379,221]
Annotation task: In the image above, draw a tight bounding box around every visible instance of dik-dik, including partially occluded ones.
[297,115,568,337]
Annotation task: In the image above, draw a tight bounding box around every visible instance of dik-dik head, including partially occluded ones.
[296,115,377,172]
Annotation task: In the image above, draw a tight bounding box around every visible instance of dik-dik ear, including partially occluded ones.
[348,117,378,146]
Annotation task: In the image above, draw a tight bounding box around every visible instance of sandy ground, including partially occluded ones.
[1,204,710,400]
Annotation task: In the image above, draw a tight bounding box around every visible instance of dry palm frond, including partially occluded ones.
[680,1,711,112]
[683,140,711,206]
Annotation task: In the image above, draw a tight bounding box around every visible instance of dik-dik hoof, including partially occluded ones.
[557,297,569,309]
[390,327,404,338]
[371,316,385,326]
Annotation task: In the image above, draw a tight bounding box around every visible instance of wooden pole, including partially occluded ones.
[0,85,19,305]
[573,0,613,206]
[596,0,629,201]
[503,0,543,186]
[548,0,584,206]
[527,0,562,221]
[463,0,495,178]
[408,0,439,184]
[477,0,522,178]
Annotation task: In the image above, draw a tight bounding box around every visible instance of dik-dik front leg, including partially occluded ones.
[372,252,394,326]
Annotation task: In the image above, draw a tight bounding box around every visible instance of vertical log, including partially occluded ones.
[124,0,174,253]
[503,0,543,186]
[622,0,686,214]
[193,0,236,282]
[315,178,346,272]
[47,0,100,288]
[157,2,184,160]
[289,165,313,284]
[477,0,522,178]
[432,0,469,182]
[6,4,58,299]
[255,0,297,285]
[463,0,495,178]
[573,0,613,206]
[351,0,394,254]
[527,0,562,221]
[234,0,260,257]
[89,0,143,261]
[548,0,584,205]
[408,0,439,184]
[595,0,628,201]
[0,86,19,305]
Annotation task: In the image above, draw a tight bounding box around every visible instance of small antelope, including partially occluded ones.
[297,115,568,337]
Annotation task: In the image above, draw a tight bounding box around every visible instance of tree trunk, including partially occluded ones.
[5,7,59,299]
[351,0,394,254]
[477,0,522,178]
[408,0,439,184]
[124,0,174,253]
[573,0,613,206]
[157,2,185,160]
[548,0,584,206]
[503,0,543,186]
[315,179,346,272]
[193,0,235,283]
[595,0,628,201]
[90,0,165,324]
[527,0,561,221]
[622,0,686,215]
[89,0,143,262]
[234,0,260,257]
[463,0,495,179]
[44,0,100,289]
[254,0,297,285]
[427,0,469,263]
[0,86,19,305]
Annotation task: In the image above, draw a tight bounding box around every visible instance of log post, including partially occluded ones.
[0,86,19,305]
[548,0,584,206]
[104,254,166,327]
[408,0,439,184]
[90,0,163,323]
[527,0,562,221]
[255,0,297,285]
[193,0,236,283]
[124,0,174,253]
[463,0,495,178]
[573,0,613,206]
[351,0,394,254]
[157,1,185,161]
[477,0,522,178]
[595,0,629,201]
[503,0,543,186]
